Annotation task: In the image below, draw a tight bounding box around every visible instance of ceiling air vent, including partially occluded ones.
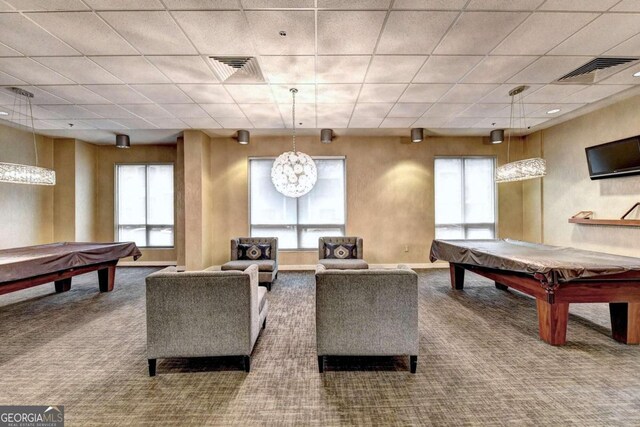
[208,56,265,83]
[556,57,639,84]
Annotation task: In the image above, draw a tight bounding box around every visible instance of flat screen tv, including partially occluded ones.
[585,135,640,180]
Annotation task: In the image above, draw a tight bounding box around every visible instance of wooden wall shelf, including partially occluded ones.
[568,203,640,227]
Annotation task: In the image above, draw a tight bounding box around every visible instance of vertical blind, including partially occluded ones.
[250,158,345,249]
[116,164,174,248]
[434,157,496,240]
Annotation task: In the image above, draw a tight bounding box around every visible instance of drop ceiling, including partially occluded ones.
[0,0,639,144]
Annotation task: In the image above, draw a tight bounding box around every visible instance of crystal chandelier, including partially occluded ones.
[0,88,56,186]
[271,88,317,198]
[495,85,546,183]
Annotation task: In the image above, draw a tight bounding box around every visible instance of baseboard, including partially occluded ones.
[204,262,449,271]
[118,261,177,267]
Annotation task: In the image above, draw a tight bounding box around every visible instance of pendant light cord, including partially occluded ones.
[508,92,514,163]
[28,96,38,167]
[291,88,297,153]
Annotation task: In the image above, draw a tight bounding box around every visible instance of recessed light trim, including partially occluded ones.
[0,111,8,116]
[633,71,640,77]
[546,108,561,114]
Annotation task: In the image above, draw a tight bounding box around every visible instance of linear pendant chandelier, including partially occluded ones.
[495,85,546,183]
[0,88,56,186]
[271,88,317,198]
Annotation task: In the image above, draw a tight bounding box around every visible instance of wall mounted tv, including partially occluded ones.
[585,135,640,180]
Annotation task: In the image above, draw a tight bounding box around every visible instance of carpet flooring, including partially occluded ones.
[0,268,639,426]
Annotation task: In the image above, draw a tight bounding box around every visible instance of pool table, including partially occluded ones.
[0,242,141,296]
[430,239,640,346]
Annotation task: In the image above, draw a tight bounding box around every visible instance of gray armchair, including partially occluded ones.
[221,237,278,290]
[318,236,368,269]
[146,265,268,375]
[315,264,419,373]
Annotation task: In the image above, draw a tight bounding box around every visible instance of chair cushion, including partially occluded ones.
[222,260,276,272]
[318,259,369,270]
[237,243,271,260]
[324,242,357,259]
[258,286,268,313]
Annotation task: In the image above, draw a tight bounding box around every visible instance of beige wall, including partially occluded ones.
[53,138,76,242]
[75,140,97,241]
[522,132,543,243]
[531,94,640,256]
[0,122,54,249]
[206,134,525,267]
[94,144,177,262]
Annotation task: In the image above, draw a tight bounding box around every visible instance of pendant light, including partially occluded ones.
[495,85,546,183]
[271,88,317,198]
[0,88,56,186]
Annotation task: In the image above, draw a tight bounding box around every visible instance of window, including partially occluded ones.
[250,158,346,249]
[434,157,496,240]
[116,164,174,248]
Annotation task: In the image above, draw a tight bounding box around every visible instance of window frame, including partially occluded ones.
[248,156,347,251]
[434,155,498,240]
[114,162,176,249]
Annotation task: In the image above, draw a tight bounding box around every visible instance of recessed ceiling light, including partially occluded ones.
[634,71,640,77]
[0,111,8,116]
[546,108,561,114]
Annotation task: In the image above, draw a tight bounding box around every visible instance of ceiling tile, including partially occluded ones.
[249,117,286,128]
[393,0,466,8]
[3,0,88,11]
[434,12,529,55]
[80,118,128,130]
[10,86,69,104]
[611,0,640,12]
[524,84,588,103]
[445,116,481,127]
[243,0,314,7]
[40,85,110,104]
[318,0,391,8]
[494,103,557,118]
[99,11,197,55]
[159,103,209,118]
[112,117,157,129]
[508,56,590,84]
[40,104,101,119]
[130,84,192,103]
[472,117,511,128]
[146,56,217,84]
[317,11,386,55]
[279,103,315,127]
[358,84,407,102]
[412,116,450,127]
[225,84,274,103]
[246,11,314,55]
[240,103,281,122]
[528,103,585,117]
[272,84,314,103]
[260,56,315,84]
[91,56,170,84]
[178,84,235,103]
[352,102,394,117]
[84,0,164,10]
[438,84,498,103]
[380,117,417,127]
[42,119,94,129]
[480,83,544,103]
[81,104,140,119]
[163,0,240,9]
[122,104,173,118]
[599,62,640,84]
[388,103,430,117]
[348,117,382,128]
[26,12,136,55]
[141,117,185,129]
[173,11,253,55]
[182,117,222,129]
[84,85,153,104]
[458,103,509,117]
[561,85,633,104]
[605,34,640,57]
[460,56,537,84]
[317,56,370,83]
[377,11,458,54]
[0,42,21,56]
[28,105,64,119]
[317,84,361,103]
[0,13,78,55]
[316,113,350,128]
[365,56,426,83]
[492,12,598,55]
[316,103,354,116]
[413,56,483,83]
[465,0,543,9]
[421,103,471,117]
[216,116,254,128]
[0,70,26,85]
[538,0,618,11]
[0,58,73,84]
[550,14,640,55]
[398,83,452,102]
[201,103,245,118]
[33,57,121,84]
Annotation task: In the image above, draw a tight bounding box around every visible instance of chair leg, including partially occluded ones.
[243,356,251,373]
[318,356,324,373]
[262,318,267,330]
[148,359,156,377]
[410,356,417,374]
[267,282,272,291]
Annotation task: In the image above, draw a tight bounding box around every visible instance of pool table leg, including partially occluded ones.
[54,278,71,293]
[98,264,116,292]
[450,263,465,290]
[536,299,569,346]
[609,302,640,345]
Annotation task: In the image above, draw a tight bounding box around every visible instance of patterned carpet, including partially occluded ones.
[0,268,639,426]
